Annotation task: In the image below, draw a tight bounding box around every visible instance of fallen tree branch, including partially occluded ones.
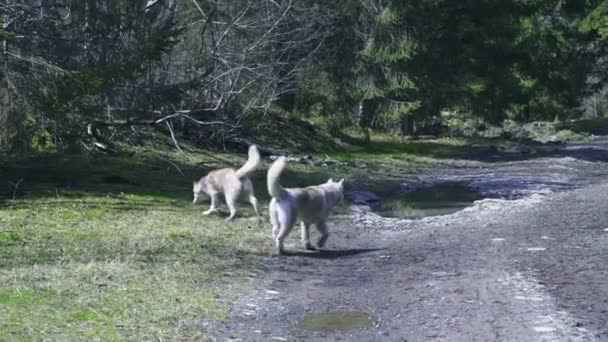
[91,110,239,129]
[157,157,185,176]
[165,121,190,160]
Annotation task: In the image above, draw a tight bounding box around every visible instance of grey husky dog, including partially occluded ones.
[267,156,344,254]
[193,145,261,221]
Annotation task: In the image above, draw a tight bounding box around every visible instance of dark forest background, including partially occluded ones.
[2,0,608,151]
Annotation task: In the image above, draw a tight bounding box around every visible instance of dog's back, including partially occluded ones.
[205,168,239,193]
[286,185,337,223]
[203,145,261,195]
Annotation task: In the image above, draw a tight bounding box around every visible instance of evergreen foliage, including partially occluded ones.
[0,0,606,150]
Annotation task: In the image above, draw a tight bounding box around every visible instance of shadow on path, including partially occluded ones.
[280,248,384,259]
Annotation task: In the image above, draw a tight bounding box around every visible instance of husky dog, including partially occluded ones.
[193,145,261,221]
[267,156,344,254]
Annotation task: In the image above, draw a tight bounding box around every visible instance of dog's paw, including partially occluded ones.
[317,236,329,248]
[277,243,286,255]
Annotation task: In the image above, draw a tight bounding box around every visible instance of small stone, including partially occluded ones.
[514,295,544,301]
[241,309,255,316]
[492,238,506,242]
[526,247,546,252]
[533,326,556,333]
[431,271,460,277]
[271,337,288,341]
[266,290,280,295]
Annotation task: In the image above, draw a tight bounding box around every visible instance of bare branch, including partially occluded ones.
[165,121,190,160]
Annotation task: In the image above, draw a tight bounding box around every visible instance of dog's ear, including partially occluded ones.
[327,178,334,184]
[338,178,344,186]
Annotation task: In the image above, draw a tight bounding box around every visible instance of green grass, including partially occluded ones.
[0,151,278,341]
[333,129,480,159]
[0,194,272,340]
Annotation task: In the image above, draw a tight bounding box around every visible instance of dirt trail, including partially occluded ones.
[209,139,608,341]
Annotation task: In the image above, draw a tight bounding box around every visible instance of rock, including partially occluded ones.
[526,247,546,252]
[347,191,382,205]
[351,204,372,213]
[269,155,316,164]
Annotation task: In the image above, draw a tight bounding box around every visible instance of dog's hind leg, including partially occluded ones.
[316,221,329,248]
[275,225,291,254]
[269,201,279,238]
[249,195,259,218]
[275,209,296,254]
[225,196,239,222]
[301,222,314,250]
[203,194,220,215]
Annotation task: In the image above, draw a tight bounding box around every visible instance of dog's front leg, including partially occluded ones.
[316,221,329,248]
[203,194,219,215]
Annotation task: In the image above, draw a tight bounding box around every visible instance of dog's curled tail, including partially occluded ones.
[235,145,261,179]
[267,156,287,198]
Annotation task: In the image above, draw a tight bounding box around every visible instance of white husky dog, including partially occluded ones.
[193,145,261,221]
[267,156,344,254]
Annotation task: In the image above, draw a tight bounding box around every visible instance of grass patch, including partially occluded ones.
[0,289,44,305]
[0,192,271,340]
[0,151,277,341]
[332,130,481,160]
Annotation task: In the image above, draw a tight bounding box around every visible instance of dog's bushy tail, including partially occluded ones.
[235,145,261,179]
[267,156,287,199]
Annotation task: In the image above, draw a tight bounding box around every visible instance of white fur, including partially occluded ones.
[267,156,344,254]
[193,145,261,222]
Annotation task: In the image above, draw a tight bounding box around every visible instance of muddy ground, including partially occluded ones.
[209,137,608,341]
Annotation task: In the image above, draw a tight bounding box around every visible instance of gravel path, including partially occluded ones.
[209,139,608,341]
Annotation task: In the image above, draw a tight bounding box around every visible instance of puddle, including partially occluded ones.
[297,311,375,331]
[376,182,482,219]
